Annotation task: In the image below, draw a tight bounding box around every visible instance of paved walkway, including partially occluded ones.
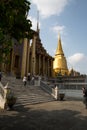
[0,75,87,130]
[0,100,87,130]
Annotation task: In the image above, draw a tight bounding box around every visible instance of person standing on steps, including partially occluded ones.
[82,87,87,109]
[27,73,31,85]
[31,75,35,85]
[23,76,27,86]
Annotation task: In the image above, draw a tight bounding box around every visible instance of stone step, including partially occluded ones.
[14,87,54,107]
[14,96,54,107]
[1,75,55,107]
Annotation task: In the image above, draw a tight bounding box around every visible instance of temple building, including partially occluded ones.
[52,33,87,84]
[53,34,68,76]
[1,25,54,78]
[1,22,86,80]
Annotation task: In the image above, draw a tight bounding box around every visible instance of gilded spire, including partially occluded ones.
[55,33,64,56]
[53,33,68,76]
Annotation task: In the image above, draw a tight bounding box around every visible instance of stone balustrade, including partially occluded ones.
[40,81,60,100]
[0,82,5,98]
[0,82,6,109]
[0,82,16,109]
[40,81,86,100]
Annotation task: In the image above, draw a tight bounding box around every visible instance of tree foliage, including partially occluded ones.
[0,0,32,63]
[0,29,12,63]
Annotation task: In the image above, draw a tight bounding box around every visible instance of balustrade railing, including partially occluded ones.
[0,82,16,109]
[58,82,87,90]
[40,80,87,99]
[0,82,5,99]
[40,81,59,100]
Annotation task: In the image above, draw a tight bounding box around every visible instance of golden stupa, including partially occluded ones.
[53,33,68,76]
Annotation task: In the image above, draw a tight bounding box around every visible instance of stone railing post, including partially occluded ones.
[0,82,9,109]
[38,76,41,86]
[4,85,17,110]
[55,85,59,100]
[4,85,10,99]
[34,76,41,86]
[3,84,11,109]
[0,83,16,110]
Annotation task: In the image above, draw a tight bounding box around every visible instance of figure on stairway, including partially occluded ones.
[23,76,27,86]
[82,87,87,109]
[27,73,31,85]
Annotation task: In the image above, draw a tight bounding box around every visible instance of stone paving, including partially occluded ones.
[0,75,87,130]
[0,100,87,130]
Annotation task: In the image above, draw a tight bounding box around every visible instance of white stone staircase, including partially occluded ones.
[1,75,55,108]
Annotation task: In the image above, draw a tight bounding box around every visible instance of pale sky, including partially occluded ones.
[28,0,87,75]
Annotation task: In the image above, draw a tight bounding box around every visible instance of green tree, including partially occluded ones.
[0,0,32,63]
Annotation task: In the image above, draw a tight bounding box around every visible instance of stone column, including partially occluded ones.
[43,56,45,76]
[10,49,14,75]
[47,59,49,77]
[45,58,47,76]
[39,54,41,75]
[21,38,28,77]
[1,54,5,72]
[26,39,30,75]
[31,35,36,75]
[51,59,53,77]
[49,59,51,77]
